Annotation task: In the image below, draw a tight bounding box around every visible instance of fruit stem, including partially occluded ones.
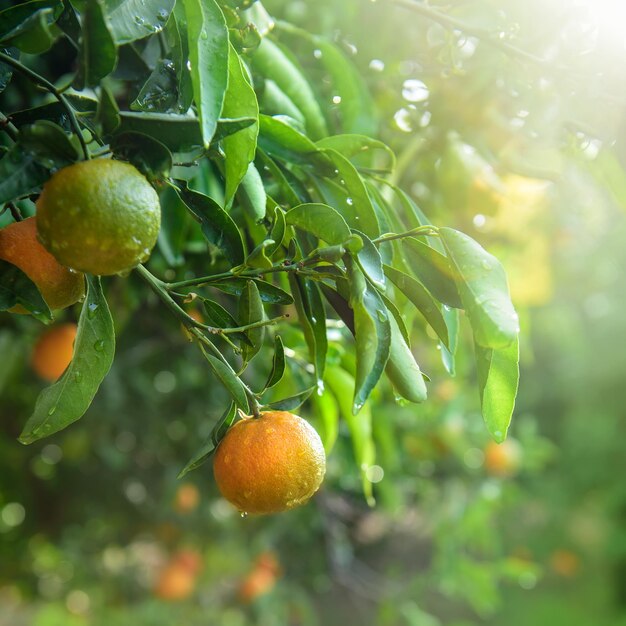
[0,51,90,161]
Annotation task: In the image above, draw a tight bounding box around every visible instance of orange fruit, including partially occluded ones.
[0,217,84,313]
[154,563,196,601]
[213,411,326,515]
[154,550,202,601]
[36,159,161,276]
[31,322,77,382]
[484,438,523,477]
[550,549,580,578]
[174,483,200,514]
[238,552,281,603]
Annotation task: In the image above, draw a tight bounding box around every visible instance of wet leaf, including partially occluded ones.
[19,276,115,444]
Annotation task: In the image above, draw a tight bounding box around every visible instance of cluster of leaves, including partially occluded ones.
[0,0,519,480]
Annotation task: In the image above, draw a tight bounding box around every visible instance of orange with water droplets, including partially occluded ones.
[213,411,326,515]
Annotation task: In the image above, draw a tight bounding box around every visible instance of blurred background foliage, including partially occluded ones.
[2,0,626,624]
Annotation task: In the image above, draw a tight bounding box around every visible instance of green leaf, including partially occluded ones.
[238,162,266,222]
[285,203,351,245]
[264,385,315,411]
[211,278,293,304]
[475,337,519,442]
[260,79,306,127]
[263,335,285,390]
[0,259,52,320]
[258,113,318,157]
[266,205,286,256]
[325,365,375,505]
[223,43,259,204]
[318,148,380,238]
[176,184,245,266]
[182,0,228,147]
[103,0,174,45]
[310,389,339,454]
[0,7,60,54]
[308,38,377,136]
[110,131,172,180]
[347,257,391,413]
[316,134,394,171]
[238,280,264,362]
[440,227,519,349]
[256,149,301,207]
[201,299,251,347]
[403,237,462,308]
[96,83,120,135]
[131,58,180,113]
[166,3,193,112]
[202,351,249,412]
[0,1,62,39]
[252,36,327,139]
[18,120,78,169]
[19,276,115,444]
[0,142,48,205]
[177,402,237,478]
[354,230,385,290]
[289,274,327,387]
[116,112,255,151]
[384,265,449,347]
[245,239,274,270]
[384,315,427,403]
[74,0,117,89]
[157,186,190,266]
[440,306,459,376]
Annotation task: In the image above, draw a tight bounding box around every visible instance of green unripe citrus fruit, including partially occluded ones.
[36,159,161,276]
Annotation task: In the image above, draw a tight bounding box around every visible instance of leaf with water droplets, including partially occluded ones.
[103,0,175,45]
[439,227,519,349]
[181,0,228,147]
[475,336,519,442]
[19,276,115,444]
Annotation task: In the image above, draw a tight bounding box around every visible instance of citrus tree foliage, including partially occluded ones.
[0,0,520,480]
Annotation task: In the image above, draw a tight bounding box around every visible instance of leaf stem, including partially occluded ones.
[0,112,19,141]
[372,225,439,245]
[137,264,261,416]
[192,329,261,417]
[166,262,301,290]
[222,314,289,335]
[0,51,90,160]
